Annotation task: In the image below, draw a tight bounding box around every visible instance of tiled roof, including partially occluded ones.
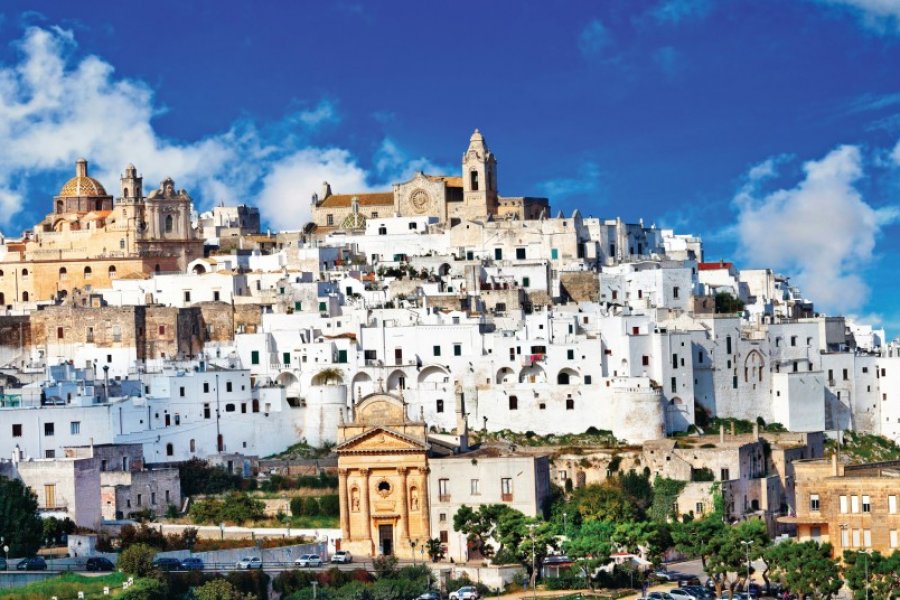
[425,175,463,188]
[317,193,394,208]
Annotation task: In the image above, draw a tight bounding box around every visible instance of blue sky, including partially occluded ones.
[1,0,899,334]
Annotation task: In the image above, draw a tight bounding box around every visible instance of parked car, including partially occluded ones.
[331,550,353,564]
[646,593,676,600]
[680,586,714,600]
[236,556,263,569]
[16,557,47,571]
[718,594,751,600]
[449,586,481,600]
[747,583,762,599]
[655,568,682,582]
[670,588,705,600]
[180,557,204,571]
[417,592,442,600]
[678,578,703,588]
[152,557,182,571]
[294,554,322,568]
[85,557,115,572]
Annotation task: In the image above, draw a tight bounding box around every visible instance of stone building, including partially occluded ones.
[779,456,900,557]
[310,131,548,231]
[16,453,102,529]
[336,392,431,559]
[0,160,202,306]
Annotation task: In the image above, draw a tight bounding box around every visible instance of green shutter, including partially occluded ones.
[251,350,260,365]
[283,352,290,365]
[337,350,348,364]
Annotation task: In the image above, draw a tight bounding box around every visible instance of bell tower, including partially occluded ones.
[120,163,143,201]
[461,129,498,219]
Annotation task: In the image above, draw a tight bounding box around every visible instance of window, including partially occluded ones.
[108,265,116,279]
[226,381,233,392]
[471,479,481,495]
[45,450,55,458]
[433,345,441,357]
[584,375,592,384]
[436,400,444,413]
[494,248,502,260]
[721,468,730,481]
[12,424,21,437]
[890,495,897,514]
[862,495,871,513]
[551,248,559,259]
[671,377,677,393]
[439,512,447,523]
[892,530,899,549]
[851,495,859,513]
[439,530,448,544]
[843,369,849,381]
[454,344,462,357]
[841,528,850,548]
[516,248,526,260]
[852,529,861,547]
[673,286,680,299]
[672,353,678,369]
[470,170,479,191]
[70,421,80,435]
[184,291,191,302]
[158,325,165,335]
[696,502,705,514]
[642,355,650,366]
[44,484,56,507]
[283,352,291,365]
[791,336,797,347]
[326,214,334,226]
[58,267,67,281]
[522,276,530,288]
[509,395,518,410]
[225,403,235,413]
[438,478,449,500]
[57,326,64,339]
[863,529,872,548]
[726,335,732,355]
[810,494,820,511]
[378,226,387,235]
[165,215,174,233]
[44,422,54,437]
[204,403,211,419]
[137,493,143,507]
[251,350,260,365]
[501,478,513,500]
[840,495,848,514]
[566,398,574,410]
[166,443,174,456]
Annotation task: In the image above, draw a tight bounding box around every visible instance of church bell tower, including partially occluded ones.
[461,129,498,219]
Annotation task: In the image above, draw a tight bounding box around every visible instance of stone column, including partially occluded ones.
[417,466,431,541]
[360,468,373,553]
[338,468,350,540]
[397,467,409,548]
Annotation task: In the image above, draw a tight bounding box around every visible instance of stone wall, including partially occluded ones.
[559,272,599,303]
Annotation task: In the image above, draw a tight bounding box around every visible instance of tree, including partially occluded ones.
[195,578,256,600]
[648,476,686,522]
[178,458,242,497]
[563,519,615,590]
[0,477,43,556]
[303,497,320,516]
[715,291,745,314]
[426,538,445,562]
[702,520,770,596]
[118,543,157,577]
[611,520,672,566]
[843,549,900,600]
[765,541,841,600]
[671,513,726,572]
[453,504,514,558]
[120,577,167,600]
[563,483,642,524]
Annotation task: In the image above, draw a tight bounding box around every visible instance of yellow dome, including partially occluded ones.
[57,159,108,198]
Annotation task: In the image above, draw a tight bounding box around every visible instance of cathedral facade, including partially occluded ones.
[0,160,203,306]
[310,130,549,232]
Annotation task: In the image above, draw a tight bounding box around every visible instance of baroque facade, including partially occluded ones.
[310,130,549,231]
[0,160,202,306]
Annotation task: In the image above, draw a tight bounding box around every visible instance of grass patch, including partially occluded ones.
[829,431,900,463]
[0,572,126,599]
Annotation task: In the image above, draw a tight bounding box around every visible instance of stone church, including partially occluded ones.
[310,130,549,232]
[336,392,432,559]
[0,159,203,306]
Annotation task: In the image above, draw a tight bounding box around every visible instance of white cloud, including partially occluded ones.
[0,25,439,232]
[651,0,713,24]
[578,20,613,57]
[734,145,900,314]
[818,0,900,33]
[373,138,448,181]
[893,138,900,164]
[538,161,602,200]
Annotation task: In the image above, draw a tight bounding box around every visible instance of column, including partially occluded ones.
[417,466,431,541]
[338,468,350,540]
[360,468,373,552]
[397,467,409,547]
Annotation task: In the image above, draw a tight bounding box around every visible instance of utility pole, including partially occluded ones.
[528,523,537,600]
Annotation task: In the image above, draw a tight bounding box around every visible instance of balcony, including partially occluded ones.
[501,493,513,502]
[438,495,451,503]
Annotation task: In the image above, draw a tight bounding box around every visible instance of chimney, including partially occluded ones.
[719,424,725,444]
[321,181,332,199]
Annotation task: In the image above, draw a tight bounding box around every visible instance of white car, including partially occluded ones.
[236,556,262,569]
[331,551,352,564]
[294,554,323,568]
[449,586,480,600]
[669,589,703,600]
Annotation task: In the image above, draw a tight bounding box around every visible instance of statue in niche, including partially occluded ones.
[410,487,419,511]
[351,487,360,512]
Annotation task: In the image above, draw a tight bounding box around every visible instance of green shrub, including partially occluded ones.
[303,497,320,516]
[319,494,340,516]
[290,497,305,517]
[179,458,243,496]
[120,577,168,600]
[118,543,157,577]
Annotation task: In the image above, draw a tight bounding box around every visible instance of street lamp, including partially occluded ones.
[409,539,418,566]
[527,524,537,600]
[562,512,567,537]
[740,540,753,592]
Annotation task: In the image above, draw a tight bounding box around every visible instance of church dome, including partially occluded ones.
[58,159,108,198]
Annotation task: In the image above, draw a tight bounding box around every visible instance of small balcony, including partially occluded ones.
[501,493,513,502]
[438,495,451,503]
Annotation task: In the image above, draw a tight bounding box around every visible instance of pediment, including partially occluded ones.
[337,427,427,453]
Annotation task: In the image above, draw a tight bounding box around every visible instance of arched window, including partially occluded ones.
[95,199,102,211]
[436,399,444,413]
[59,267,67,281]
[108,265,117,279]
[21,291,29,302]
[470,170,479,191]
[189,439,196,453]
[56,200,64,214]
[21,269,28,278]
[154,264,161,274]
[509,395,518,410]
[165,214,174,233]
[566,398,575,410]
[84,266,92,279]
[166,443,174,456]
[0,270,4,277]
[225,403,236,413]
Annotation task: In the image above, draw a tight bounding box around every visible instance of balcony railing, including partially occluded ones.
[501,493,513,502]
[438,495,451,502]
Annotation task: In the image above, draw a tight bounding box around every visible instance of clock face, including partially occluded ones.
[410,189,430,214]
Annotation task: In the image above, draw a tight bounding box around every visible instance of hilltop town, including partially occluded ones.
[1,130,898,597]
